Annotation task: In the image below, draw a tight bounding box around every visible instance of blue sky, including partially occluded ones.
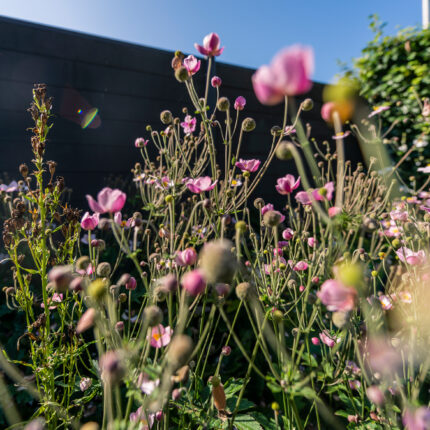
[0,0,423,83]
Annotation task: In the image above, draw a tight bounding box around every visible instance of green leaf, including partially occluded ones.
[232,414,263,430]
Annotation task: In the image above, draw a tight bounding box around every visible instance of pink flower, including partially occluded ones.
[328,206,342,217]
[149,324,173,348]
[135,137,149,148]
[317,279,357,312]
[275,174,300,195]
[252,45,314,105]
[86,187,126,214]
[403,407,430,430]
[234,96,246,110]
[195,32,224,57]
[183,55,201,75]
[76,308,96,334]
[181,115,197,134]
[396,247,426,265]
[332,131,351,140]
[186,177,217,193]
[321,102,335,122]
[349,380,361,390]
[311,337,320,345]
[41,292,63,310]
[319,330,336,348]
[379,295,393,310]
[81,212,100,231]
[418,165,430,174]
[126,277,137,290]
[235,159,261,173]
[296,183,335,205]
[295,191,313,205]
[130,406,155,430]
[282,228,294,240]
[294,261,308,271]
[366,337,401,375]
[261,203,274,215]
[307,237,316,248]
[390,210,409,222]
[175,248,197,267]
[211,76,222,87]
[139,374,160,395]
[368,105,389,118]
[181,269,206,296]
[366,386,385,406]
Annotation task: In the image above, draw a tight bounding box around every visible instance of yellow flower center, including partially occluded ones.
[153,333,161,341]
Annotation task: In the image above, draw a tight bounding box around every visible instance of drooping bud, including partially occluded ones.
[217,97,230,111]
[276,141,293,160]
[199,240,236,284]
[96,262,111,278]
[263,210,282,227]
[241,117,256,132]
[167,335,193,370]
[160,110,173,124]
[302,98,314,111]
[235,282,254,301]
[175,66,189,83]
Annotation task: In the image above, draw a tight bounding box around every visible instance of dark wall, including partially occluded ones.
[0,16,357,210]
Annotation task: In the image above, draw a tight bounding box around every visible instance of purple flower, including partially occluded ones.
[235,158,261,173]
[403,407,430,430]
[234,96,246,110]
[183,55,201,75]
[186,177,217,193]
[86,187,126,214]
[180,115,197,134]
[135,137,149,148]
[130,406,155,430]
[276,174,300,195]
[175,248,197,267]
[317,279,357,312]
[195,32,224,57]
[282,228,294,240]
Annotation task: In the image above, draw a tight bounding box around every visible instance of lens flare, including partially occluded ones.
[81,107,99,129]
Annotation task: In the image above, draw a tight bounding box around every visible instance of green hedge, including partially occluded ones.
[347,16,430,183]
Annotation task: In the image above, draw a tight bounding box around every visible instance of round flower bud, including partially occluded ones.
[235,282,254,301]
[199,240,236,284]
[221,346,231,356]
[167,335,193,370]
[172,388,183,401]
[332,311,349,328]
[19,163,29,178]
[48,265,74,293]
[391,238,400,249]
[125,277,137,290]
[272,310,284,323]
[217,97,230,111]
[175,66,189,83]
[118,293,127,303]
[271,402,280,411]
[88,279,107,301]
[165,194,174,204]
[160,110,173,124]
[235,221,247,234]
[99,350,125,385]
[96,262,111,278]
[115,321,124,331]
[371,270,378,277]
[302,98,314,111]
[211,76,222,88]
[270,125,282,136]
[241,117,256,132]
[276,141,293,160]
[144,305,163,327]
[263,210,282,227]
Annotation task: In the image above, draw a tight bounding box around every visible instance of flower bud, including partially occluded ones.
[19,163,29,178]
[144,305,163,327]
[48,265,73,293]
[96,262,111,278]
[302,98,314,111]
[80,377,92,391]
[88,279,107,301]
[221,346,231,356]
[241,117,256,132]
[217,97,230,111]
[235,220,247,234]
[199,239,236,284]
[160,110,173,124]
[175,66,189,82]
[253,197,265,209]
[125,276,137,290]
[76,256,91,271]
[235,282,254,301]
[263,210,282,227]
[76,308,96,334]
[211,76,222,88]
[332,311,349,328]
[167,335,193,370]
[272,310,284,323]
[99,350,125,385]
[276,141,293,160]
[80,422,99,430]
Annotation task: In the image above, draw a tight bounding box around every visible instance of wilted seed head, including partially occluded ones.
[167,335,193,370]
[76,256,91,271]
[175,66,189,83]
[153,286,167,302]
[241,117,256,132]
[235,220,247,234]
[87,279,107,301]
[253,197,265,209]
[144,305,163,327]
[263,210,282,227]
[160,110,173,124]
[332,311,350,328]
[276,141,293,160]
[99,350,125,385]
[199,239,236,284]
[301,98,314,111]
[96,262,111,278]
[19,163,29,178]
[235,282,254,301]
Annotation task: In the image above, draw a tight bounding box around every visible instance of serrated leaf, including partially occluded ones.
[232,414,262,430]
